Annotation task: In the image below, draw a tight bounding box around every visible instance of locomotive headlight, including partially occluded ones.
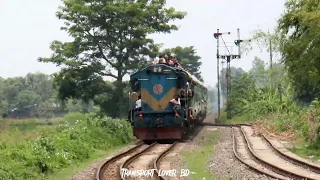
[158,67,162,72]
[153,67,157,72]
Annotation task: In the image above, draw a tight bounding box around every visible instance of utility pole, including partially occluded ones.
[226,55,232,120]
[216,29,220,118]
[268,29,273,70]
[216,28,250,119]
[268,29,274,89]
[213,30,230,119]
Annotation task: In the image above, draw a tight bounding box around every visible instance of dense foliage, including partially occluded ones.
[0,0,212,179]
[0,73,100,119]
[277,0,320,102]
[221,0,320,156]
[161,46,203,81]
[39,0,187,117]
[0,115,134,180]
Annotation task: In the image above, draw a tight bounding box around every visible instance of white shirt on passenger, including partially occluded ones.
[136,99,141,108]
[170,98,180,105]
[151,57,159,64]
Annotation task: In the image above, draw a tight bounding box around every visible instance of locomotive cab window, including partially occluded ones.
[130,78,140,92]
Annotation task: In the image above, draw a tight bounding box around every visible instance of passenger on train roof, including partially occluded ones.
[159,54,166,64]
[150,56,159,65]
[148,53,184,70]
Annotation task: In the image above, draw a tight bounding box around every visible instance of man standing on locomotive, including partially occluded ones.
[135,95,142,111]
[128,95,142,123]
[169,94,181,117]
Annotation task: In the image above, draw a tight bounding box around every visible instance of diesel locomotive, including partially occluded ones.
[128,63,208,141]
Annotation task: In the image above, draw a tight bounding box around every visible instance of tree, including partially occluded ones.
[0,73,103,118]
[219,67,245,99]
[38,0,186,117]
[13,90,40,109]
[249,57,269,88]
[229,72,255,116]
[241,28,282,60]
[163,46,203,81]
[25,73,54,102]
[277,0,320,102]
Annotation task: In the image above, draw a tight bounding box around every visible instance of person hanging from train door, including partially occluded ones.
[135,95,142,111]
[186,82,194,119]
[169,94,181,117]
[128,95,142,122]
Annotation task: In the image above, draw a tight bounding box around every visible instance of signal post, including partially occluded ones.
[213,29,250,120]
[213,30,230,119]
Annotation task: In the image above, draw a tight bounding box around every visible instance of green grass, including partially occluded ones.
[290,140,320,161]
[0,114,135,180]
[220,103,320,163]
[181,131,225,180]
[219,111,254,124]
[0,112,95,145]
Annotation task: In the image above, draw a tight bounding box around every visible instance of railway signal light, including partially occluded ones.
[213,33,222,39]
[234,40,243,46]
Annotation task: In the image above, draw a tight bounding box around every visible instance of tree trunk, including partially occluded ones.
[115,73,125,118]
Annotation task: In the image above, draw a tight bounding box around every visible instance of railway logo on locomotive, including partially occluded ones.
[153,84,163,94]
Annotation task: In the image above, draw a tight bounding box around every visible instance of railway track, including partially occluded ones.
[95,112,211,180]
[96,121,320,180]
[217,124,320,180]
[96,141,178,180]
[96,142,146,180]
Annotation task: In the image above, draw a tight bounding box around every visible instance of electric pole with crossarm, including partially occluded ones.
[213,30,230,120]
[214,28,251,120]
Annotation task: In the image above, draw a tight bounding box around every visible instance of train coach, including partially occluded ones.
[128,63,208,142]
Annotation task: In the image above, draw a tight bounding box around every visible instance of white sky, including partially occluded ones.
[0,0,285,87]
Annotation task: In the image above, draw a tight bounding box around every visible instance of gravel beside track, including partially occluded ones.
[158,143,187,180]
[209,127,275,180]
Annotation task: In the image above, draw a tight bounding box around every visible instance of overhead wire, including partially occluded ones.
[220,36,231,55]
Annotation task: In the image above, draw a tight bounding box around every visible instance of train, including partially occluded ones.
[128,63,208,142]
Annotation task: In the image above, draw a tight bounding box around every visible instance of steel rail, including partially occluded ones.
[154,142,178,180]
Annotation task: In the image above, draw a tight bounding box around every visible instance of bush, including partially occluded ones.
[0,115,134,180]
[62,112,94,122]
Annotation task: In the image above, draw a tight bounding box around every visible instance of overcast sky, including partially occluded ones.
[0,0,285,87]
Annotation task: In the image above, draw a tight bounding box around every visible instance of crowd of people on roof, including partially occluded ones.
[149,53,184,69]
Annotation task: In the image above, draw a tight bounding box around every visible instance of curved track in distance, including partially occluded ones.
[215,124,320,180]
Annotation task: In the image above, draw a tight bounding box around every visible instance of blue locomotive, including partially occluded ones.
[128,63,208,141]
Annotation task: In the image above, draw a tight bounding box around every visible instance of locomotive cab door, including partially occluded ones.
[177,76,187,118]
[128,78,140,122]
